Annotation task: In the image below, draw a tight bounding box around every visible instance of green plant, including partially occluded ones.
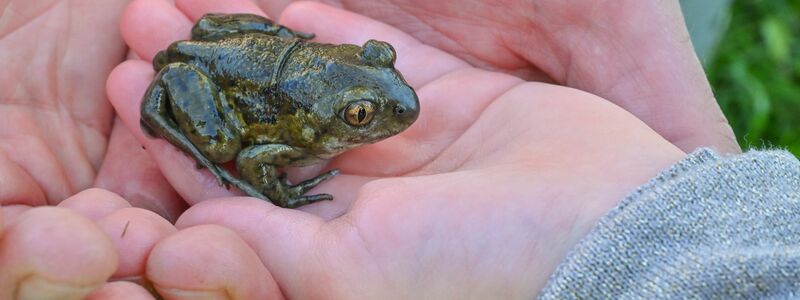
[708,0,800,154]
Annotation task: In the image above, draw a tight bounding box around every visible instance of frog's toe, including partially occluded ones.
[287,169,339,195]
[284,193,333,209]
[271,169,338,208]
[313,169,340,183]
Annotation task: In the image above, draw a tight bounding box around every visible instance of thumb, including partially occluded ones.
[548,0,739,153]
[175,198,325,297]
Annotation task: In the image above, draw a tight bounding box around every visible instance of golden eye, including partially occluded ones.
[344,101,375,126]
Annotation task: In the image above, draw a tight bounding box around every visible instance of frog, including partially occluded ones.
[140,13,419,209]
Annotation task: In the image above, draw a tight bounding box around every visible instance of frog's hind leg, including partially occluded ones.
[152,50,169,71]
[191,13,314,41]
[140,62,262,198]
[236,144,339,208]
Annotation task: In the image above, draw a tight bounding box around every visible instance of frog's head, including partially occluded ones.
[299,40,420,155]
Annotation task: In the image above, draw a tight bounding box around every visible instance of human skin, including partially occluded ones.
[253,0,740,155]
[0,0,736,216]
[0,189,121,299]
[0,0,186,221]
[0,0,721,297]
[104,0,686,298]
[0,188,281,299]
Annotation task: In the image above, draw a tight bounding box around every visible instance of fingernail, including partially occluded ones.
[18,276,100,300]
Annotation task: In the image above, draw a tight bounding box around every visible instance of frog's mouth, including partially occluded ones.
[315,138,366,158]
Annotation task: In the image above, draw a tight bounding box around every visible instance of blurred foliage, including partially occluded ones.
[707,0,800,155]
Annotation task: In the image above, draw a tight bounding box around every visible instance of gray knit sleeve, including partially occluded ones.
[538,149,800,299]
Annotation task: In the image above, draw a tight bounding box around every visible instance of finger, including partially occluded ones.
[121,0,192,61]
[58,188,131,221]
[549,1,738,153]
[117,0,253,205]
[176,198,323,299]
[96,207,177,279]
[94,120,187,222]
[87,281,156,300]
[0,148,49,206]
[0,207,117,299]
[176,0,266,20]
[254,0,295,18]
[107,60,241,204]
[147,224,282,299]
[279,2,470,88]
[1,204,32,225]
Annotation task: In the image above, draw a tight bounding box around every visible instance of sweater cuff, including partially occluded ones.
[538,149,800,299]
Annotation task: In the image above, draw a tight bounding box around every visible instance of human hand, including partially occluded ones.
[1,188,283,299]
[0,0,185,220]
[256,0,740,154]
[0,190,117,299]
[110,0,685,297]
[0,1,207,297]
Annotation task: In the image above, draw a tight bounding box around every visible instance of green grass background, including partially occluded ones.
[705,0,799,154]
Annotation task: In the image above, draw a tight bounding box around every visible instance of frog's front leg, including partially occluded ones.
[235,144,339,208]
[140,62,260,195]
[191,13,314,41]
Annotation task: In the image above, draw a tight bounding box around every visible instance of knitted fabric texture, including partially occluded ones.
[539,149,800,299]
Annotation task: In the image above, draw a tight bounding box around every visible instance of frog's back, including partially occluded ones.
[155,34,289,88]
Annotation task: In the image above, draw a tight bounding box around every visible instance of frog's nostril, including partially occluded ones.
[394,105,406,115]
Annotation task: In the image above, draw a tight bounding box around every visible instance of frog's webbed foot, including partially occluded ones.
[260,168,338,209]
[250,165,339,209]
[278,169,339,208]
[191,13,315,41]
[236,144,338,208]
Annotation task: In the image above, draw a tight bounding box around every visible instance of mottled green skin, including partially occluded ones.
[140,13,419,208]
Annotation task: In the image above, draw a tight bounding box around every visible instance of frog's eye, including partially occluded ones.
[343,100,375,126]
